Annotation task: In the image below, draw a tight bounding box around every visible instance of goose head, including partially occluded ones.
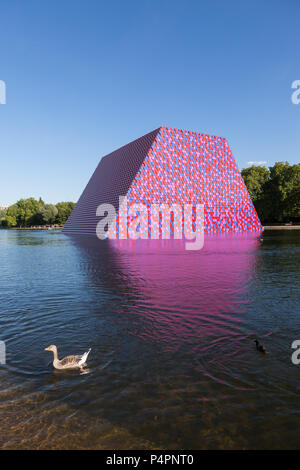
[45,345,57,353]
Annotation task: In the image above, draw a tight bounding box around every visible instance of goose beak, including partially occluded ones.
[45,346,50,351]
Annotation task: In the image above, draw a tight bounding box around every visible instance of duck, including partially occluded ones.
[254,339,266,354]
[45,345,91,372]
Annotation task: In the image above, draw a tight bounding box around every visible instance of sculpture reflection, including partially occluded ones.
[69,233,261,352]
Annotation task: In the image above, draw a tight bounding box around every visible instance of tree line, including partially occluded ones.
[0,162,299,228]
[0,198,75,227]
[241,162,300,224]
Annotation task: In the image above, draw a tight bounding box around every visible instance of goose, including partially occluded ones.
[45,345,91,372]
[254,339,266,354]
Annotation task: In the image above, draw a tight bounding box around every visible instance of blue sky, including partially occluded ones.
[0,0,299,206]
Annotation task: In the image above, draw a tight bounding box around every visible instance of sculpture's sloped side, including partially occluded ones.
[62,128,160,235]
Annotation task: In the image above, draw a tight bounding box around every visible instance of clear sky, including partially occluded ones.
[0,0,299,206]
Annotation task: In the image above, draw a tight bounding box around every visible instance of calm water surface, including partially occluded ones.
[0,229,299,449]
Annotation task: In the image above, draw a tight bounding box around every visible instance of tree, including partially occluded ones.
[0,207,7,226]
[286,181,300,219]
[5,204,18,227]
[241,166,269,202]
[38,204,58,224]
[55,201,75,225]
[14,198,44,226]
[242,162,300,223]
[3,198,75,228]
[280,163,300,220]
[263,162,300,222]
[241,165,270,222]
[5,215,17,227]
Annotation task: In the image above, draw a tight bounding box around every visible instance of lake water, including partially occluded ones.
[0,229,299,449]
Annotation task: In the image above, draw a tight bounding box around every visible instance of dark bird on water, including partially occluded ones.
[254,339,267,353]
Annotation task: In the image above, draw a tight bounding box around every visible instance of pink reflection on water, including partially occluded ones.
[108,233,262,348]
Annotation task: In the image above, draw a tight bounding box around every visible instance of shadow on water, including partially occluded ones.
[0,230,300,449]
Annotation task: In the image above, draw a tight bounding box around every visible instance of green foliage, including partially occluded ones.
[0,207,7,226]
[5,215,17,227]
[55,201,75,225]
[5,204,18,227]
[38,204,58,224]
[0,208,7,219]
[242,162,300,223]
[6,204,17,218]
[241,166,269,202]
[13,198,44,226]
[2,198,75,227]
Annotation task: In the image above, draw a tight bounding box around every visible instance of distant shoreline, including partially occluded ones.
[1,225,63,231]
[1,225,300,232]
[263,225,300,230]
